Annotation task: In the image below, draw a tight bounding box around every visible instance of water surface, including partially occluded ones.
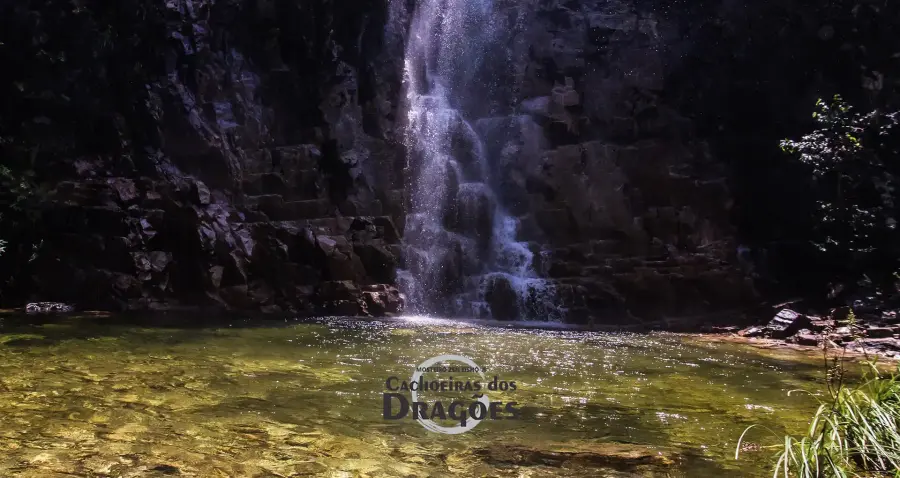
[0,314,829,477]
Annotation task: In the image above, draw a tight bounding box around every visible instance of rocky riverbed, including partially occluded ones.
[737,302,900,358]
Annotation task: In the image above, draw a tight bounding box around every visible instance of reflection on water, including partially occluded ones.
[0,314,826,477]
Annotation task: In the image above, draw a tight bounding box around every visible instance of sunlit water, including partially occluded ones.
[0,314,829,477]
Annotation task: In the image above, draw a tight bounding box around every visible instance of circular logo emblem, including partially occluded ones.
[410,354,490,434]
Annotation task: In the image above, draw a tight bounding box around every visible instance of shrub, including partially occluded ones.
[780,96,900,285]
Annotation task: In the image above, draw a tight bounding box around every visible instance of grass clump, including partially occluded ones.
[737,345,900,477]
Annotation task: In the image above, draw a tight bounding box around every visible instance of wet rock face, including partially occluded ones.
[439,0,759,320]
[4,0,853,320]
[483,275,519,321]
[1,0,406,316]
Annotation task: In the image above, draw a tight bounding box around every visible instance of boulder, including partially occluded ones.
[739,309,816,339]
[765,309,812,339]
[361,285,405,316]
[25,302,75,315]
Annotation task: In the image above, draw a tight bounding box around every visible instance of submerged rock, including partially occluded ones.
[0,333,52,346]
[150,464,181,475]
[472,442,678,471]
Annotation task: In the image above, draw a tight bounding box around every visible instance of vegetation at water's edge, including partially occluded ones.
[738,339,900,477]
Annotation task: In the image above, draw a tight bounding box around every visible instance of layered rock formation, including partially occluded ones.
[5,0,883,320]
[1,0,407,314]
[402,0,758,321]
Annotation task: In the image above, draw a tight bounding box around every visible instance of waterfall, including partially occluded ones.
[391,0,562,320]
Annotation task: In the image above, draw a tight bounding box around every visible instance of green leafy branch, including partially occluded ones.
[781,96,899,256]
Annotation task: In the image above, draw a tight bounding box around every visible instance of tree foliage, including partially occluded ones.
[780,96,900,284]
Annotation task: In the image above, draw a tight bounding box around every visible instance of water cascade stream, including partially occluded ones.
[393,0,561,320]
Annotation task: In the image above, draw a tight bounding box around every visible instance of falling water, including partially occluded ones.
[392,0,561,320]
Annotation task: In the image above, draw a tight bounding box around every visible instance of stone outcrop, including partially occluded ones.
[32,154,406,314]
[436,0,760,321]
[0,0,407,315]
[740,307,900,357]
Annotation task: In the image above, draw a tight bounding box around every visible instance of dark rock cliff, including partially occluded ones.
[0,0,406,314]
[0,0,895,320]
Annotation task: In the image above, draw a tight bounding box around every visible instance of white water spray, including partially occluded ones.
[392,0,561,320]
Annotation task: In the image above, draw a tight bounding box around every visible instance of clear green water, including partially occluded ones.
[0,314,831,477]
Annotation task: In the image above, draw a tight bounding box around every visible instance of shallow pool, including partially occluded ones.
[0,314,831,477]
